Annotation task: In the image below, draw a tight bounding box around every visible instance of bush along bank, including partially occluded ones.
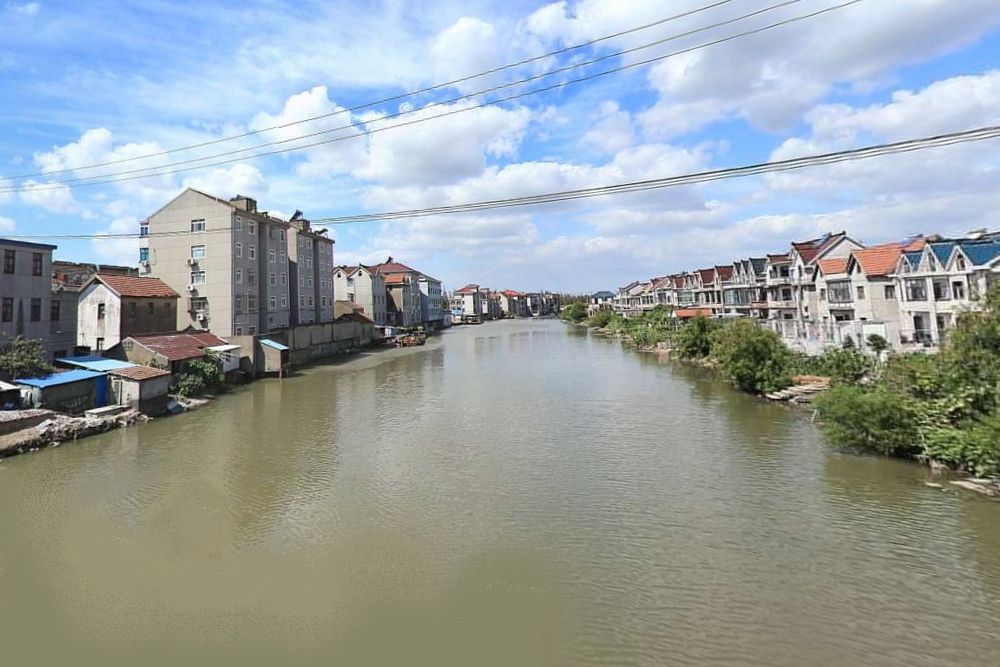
[574,299,1000,478]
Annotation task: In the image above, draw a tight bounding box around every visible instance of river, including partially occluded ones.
[0,319,998,665]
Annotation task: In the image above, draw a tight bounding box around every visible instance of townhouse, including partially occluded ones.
[373,261,424,327]
[588,291,615,315]
[333,264,388,326]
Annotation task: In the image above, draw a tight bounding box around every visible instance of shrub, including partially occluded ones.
[815,385,920,457]
[671,316,720,359]
[561,303,587,323]
[588,310,614,328]
[0,336,52,380]
[816,347,874,385]
[866,333,889,354]
[709,319,790,394]
[174,354,224,397]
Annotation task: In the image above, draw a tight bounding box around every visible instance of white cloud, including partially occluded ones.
[20,180,78,213]
[0,213,14,232]
[428,17,508,94]
[89,216,141,267]
[582,101,635,154]
[182,163,267,200]
[0,178,11,204]
[8,2,39,16]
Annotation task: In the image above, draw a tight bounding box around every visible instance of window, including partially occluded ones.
[308,296,314,307]
[248,221,256,234]
[268,228,275,241]
[148,302,155,315]
[269,272,276,287]
[164,302,172,316]
[96,337,104,351]
[50,299,61,322]
[3,249,14,274]
[189,297,207,312]
[280,272,286,286]
[269,296,277,311]
[235,242,243,258]
[235,216,243,231]
[129,302,136,317]
[247,293,257,313]
[235,326,243,335]
[279,251,285,264]
[248,326,256,335]
[191,219,206,232]
[235,295,245,314]
[952,281,966,300]
[139,247,149,262]
[856,286,865,300]
[1,297,12,322]
[30,298,41,322]
[235,268,243,284]
[905,279,927,301]
[248,245,256,260]
[269,248,276,263]
[280,295,287,308]
[190,271,206,285]
[191,245,206,259]
[32,253,43,276]
[247,269,256,286]
[97,303,106,320]
[884,285,896,300]
[139,222,149,237]
[819,288,826,301]
[307,275,313,288]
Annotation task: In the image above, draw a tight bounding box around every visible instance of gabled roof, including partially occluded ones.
[337,311,374,325]
[959,240,1000,266]
[817,257,848,276]
[384,274,408,285]
[109,365,172,381]
[592,291,615,299]
[456,284,480,294]
[750,257,767,273]
[715,266,734,280]
[373,261,419,274]
[91,275,179,299]
[129,332,228,361]
[698,268,716,284]
[850,243,903,277]
[766,253,791,263]
[928,242,956,267]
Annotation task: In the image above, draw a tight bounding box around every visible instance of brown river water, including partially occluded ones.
[0,319,998,665]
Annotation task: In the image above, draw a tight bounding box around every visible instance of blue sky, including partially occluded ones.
[2,0,1000,292]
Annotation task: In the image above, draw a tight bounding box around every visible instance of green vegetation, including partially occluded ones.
[175,353,224,397]
[708,319,790,394]
[671,315,720,359]
[587,309,614,328]
[0,336,52,380]
[560,302,588,323]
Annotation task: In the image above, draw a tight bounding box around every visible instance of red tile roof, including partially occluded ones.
[852,243,904,277]
[96,275,179,298]
[109,365,172,381]
[337,311,374,325]
[817,257,848,275]
[715,265,734,280]
[383,274,408,285]
[698,268,716,283]
[672,275,685,288]
[130,332,229,361]
[792,241,821,263]
[455,284,479,294]
[675,308,713,319]
[903,237,927,252]
[767,253,791,262]
[373,262,418,274]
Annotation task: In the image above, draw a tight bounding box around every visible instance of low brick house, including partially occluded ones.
[77,275,180,353]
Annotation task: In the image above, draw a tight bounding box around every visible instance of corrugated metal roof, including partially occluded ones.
[16,369,105,388]
[58,356,137,372]
[260,339,290,351]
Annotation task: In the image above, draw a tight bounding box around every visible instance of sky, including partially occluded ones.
[2,0,1000,293]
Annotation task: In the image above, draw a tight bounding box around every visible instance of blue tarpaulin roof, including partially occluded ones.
[57,355,136,372]
[260,339,289,351]
[16,369,105,388]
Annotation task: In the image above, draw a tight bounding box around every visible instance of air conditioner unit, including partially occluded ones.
[187,257,197,266]
[187,285,197,293]
[196,311,208,322]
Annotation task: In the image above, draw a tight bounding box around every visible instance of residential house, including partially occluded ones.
[500,290,530,317]
[1,238,76,360]
[893,236,1000,347]
[107,365,173,416]
[106,331,231,375]
[765,253,796,335]
[588,291,615,315]
[76,275,179,353]
[286,211,335,326]
[373,261,423,327]
[789,232,863,337]
[144,188,292,337]
[333,265,388,325]
[417,273,444,328]
[454,284,484,322]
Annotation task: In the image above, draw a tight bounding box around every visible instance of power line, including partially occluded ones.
[1,0,740,181]
[2,0,861,194]
[6,123,998,241]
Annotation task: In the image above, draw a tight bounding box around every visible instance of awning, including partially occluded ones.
[260,339,289,351]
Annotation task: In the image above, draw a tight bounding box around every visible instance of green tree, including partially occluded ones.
[866,333,889,354]
[670,316,720,359]
[815,385,920,457]
[0,336,52,380]
[174,353,224,397]
[709,319,791,394]
[560,302,587,323]
[587,309,614,328]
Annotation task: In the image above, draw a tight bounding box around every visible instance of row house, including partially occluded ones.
[587,291,615,315]
[723,258,767,317]
[145,189,334,337]
[333,265,388,326]
[894,237,1000,346]
[615,281,645,317]
[500,290,531,317]
[651,276,677,308]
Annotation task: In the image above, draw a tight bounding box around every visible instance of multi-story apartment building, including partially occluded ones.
[287,212,335,326]
[333,265,388,325]
[145,189,292,336]
[0,239,78,360]
[417,274,444,328]
[894,236,1000,346]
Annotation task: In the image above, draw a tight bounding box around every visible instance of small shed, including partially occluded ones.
[259,338,290,375]
[108,365,172,416]
[1,380,21,409]
[205,344,242,374]
[15,369,107,415]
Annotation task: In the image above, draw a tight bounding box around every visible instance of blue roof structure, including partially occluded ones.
[928,242,956,267]
[902,251,923,266]
[57,355,136,372]
[959,241,1000,266]
[592,291,615,299]
[260,338,290,351]
[16,369,105,388]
